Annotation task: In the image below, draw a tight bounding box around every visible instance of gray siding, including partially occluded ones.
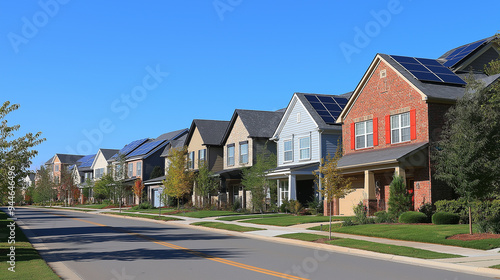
[276,97,320,166]
[253,139,277,163]
[321,133,341,158]
[208,146,224,172]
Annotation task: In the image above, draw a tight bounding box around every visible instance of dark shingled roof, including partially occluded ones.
[222,109,284,144]
[100,149,120,160]
[160,133,188,157]
[156,128,189,141]
[437,35,499,65]
[46,154,85,165]
[186,119,229,147]
[338,142,428,169]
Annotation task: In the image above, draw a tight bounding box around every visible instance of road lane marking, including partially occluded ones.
[39,210,308,280]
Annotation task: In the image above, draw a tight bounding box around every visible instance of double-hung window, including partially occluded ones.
[128,163,133,178]
[283,139,293,162]
[239,141,248,164]
[188,151,195,169]
[227,144,235,166]
[136,162,142,177]
[299,136,310,160]
[55,164,59,172]
[355,120,373,149]
[391,112,410,143]
[198,149,206,166]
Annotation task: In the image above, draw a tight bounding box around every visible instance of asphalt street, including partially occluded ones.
[9,208,496,280]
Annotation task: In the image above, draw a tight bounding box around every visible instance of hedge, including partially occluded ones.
[432,212,460,225]
[398,211,428,224]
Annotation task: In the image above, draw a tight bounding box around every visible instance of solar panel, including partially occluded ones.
[111,138,149,159]
[77,154,96,168]
[442,39,487,68]
[304,94,348,124]
[390,55,466,85]
[127,140,164,157]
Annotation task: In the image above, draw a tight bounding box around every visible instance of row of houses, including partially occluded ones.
[41,34,500,215]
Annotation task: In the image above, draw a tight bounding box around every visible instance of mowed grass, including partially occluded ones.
[106,212,182,221]
[311,224,500,250]
[173,210,244,218]
[191,222,265,232]
[125,208,178,214]
[216,213,289,221]
[242,215,353,227]
[490,264,500,269]
[73,204,116,209]
[0,211,59,280]
[278,233,462,259]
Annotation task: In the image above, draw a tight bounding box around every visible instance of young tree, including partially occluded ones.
[0,101,45,203]
[241,151,277,213]
[93,173,114,202]
[163,146,194,209]
[33,166,56,205]
[150,166,164,179]
[114,153,130,212]
[434,74,500,234]
[59,166,78,206]
[387,174,412,219]
[315,144,352,239]
[195,161,218,208]
[133,178,145,205]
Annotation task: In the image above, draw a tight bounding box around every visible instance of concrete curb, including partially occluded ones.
[22,207,500,279]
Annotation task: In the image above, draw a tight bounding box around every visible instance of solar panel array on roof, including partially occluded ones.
[127,140,164,157]
[443,39,487,68]
[390,55,466,85]
[77,154,96,168]
[111,138,149,159]
[304,94,348,124]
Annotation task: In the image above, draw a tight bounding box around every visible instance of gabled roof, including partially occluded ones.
[109,138,149,162]
[100,149,120,160]
[77,154,97,172]
[125,129,188,160]
[156,128,189,141]
[161,133,188,157]
[337,53,500,123]
[438,35,499,70]
[46,154,85,165]
[185,119,230,147]
[222,109,284,144]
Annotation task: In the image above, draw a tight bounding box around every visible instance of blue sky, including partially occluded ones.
[1,0,499,170]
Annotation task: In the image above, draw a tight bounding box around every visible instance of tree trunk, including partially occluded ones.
[468,206,472,235]
[329,198,332,240]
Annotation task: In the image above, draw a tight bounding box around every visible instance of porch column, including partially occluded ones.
[364,170,377,215]
[277,179,281,206]
[288,174,297,201]
[395,166,406,178]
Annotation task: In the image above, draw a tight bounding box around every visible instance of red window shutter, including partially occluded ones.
[410,109,417,140]
[373,118,378,146]
[350,123,355,150]
[385,115,391,144]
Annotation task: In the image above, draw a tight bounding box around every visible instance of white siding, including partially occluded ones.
[92,150,110,179]
[277,97,320,166]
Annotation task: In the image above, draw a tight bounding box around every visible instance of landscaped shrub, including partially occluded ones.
[388,175,412,219]
[435,199,468,223]
[307,196,323,215]
[435,199,500,231]
[374,211,394,223]
[280,199,290,213]
[398,211,428,224]
[432,212,460,225]
[131,202,154,210]
[342,217,355,227]
[353,202,373,224]
[232,200,241,212]
[418,203,434,223]
[289,200,302,215]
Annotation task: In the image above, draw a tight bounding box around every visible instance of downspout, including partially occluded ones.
[317,129,323,201]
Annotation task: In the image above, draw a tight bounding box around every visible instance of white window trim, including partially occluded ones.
[391,112,411,144]
[355,120,373,149]
[227,145,235,166]
[283,139,293,163]
[128,163,133,178]
[136,162,142,177]
[239,142,248,164]
[299,136,311,161]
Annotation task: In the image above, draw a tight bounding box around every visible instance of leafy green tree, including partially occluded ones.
[163,146,194,208]
[195,161,218,208]
[33,166,56,205]
[0,101,45,203]
[434,74,500,234]
[59,165,78,206]
[315,143,352,239]
[387,174,411,219]
[241,150,276,213]
[150,166,164,179]
[93,173,114,201]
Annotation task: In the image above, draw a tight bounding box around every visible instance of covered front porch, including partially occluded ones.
[336,142,430,216]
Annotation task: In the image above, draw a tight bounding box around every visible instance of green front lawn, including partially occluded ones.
[106,212,182,221]
[0,211,59,280]
[311,224,500,250]
[173,210,244,218]
[191,222,265,232]
[490,264,500,269]
[125,208,178,214]
[216,213,289,221]
[74,203,117,209]
[242,215,352,227]
[278,233,462,259]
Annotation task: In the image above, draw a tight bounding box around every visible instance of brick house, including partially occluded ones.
[334,36,500,216]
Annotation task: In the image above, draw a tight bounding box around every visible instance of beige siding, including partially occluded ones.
[223,116,253,170]
[339,180,364,216]
[186,127,206,170]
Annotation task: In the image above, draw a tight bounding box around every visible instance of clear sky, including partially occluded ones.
[1,0,499,170]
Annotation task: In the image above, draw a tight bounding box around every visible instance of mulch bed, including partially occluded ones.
[447,233,500,241]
